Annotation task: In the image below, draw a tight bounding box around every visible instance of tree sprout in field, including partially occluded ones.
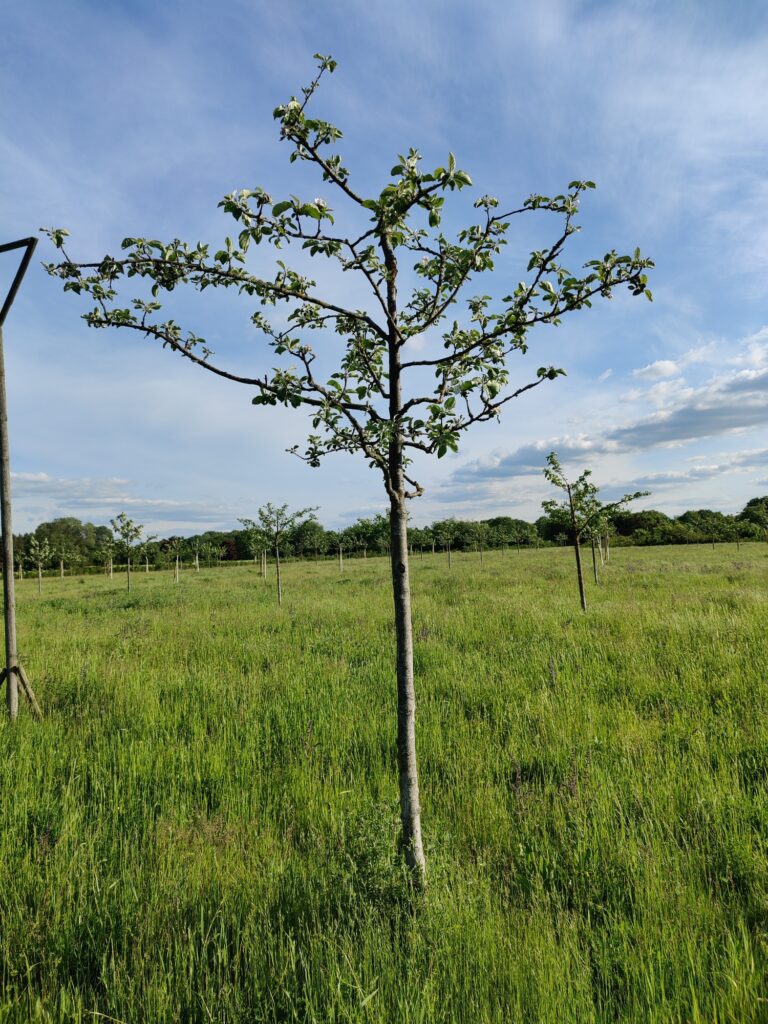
[137,534,158,574]
[44,55,653,884]
[202,542,228,568]
[109,513,144,593]
[55,541,76,578]
[542,452,648,612]
[238,518,269,577]
[432,519,460,569]
[241,503,317,606]
[26,535,51,595]
[165,537,184,583]
[98,535,116,579]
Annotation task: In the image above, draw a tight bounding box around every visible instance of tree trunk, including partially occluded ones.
[574,535,587,612]
[447,542,451,569]
[390,494,426,884]
[109,556,113,580]
[145,555,150,574]
[605,534,610,563]
[591,534,599,585]
[37,566,41,595]
[276,544,282,607]
[174,555,179,584]
[127,556,132,593]
[195,551,199,572]
[598,535,605,567]
[60,558,64,578]
[338,545,343,573]
[480,545,484,565]
[566,484,587,613]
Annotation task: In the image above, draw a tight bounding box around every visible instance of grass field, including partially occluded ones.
[1,543,767,1022]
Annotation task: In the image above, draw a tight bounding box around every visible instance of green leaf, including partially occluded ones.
[272,201,292,217]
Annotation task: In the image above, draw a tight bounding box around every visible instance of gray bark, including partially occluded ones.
[390,494,426,882]
[383,227,426,886]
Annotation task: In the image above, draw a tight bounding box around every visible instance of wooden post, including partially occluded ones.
[0,317,40,717]
[0,238,33,718]
[276,545,282,606]
[338,544,343,573]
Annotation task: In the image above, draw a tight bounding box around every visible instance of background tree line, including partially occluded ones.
[8,496,767,575]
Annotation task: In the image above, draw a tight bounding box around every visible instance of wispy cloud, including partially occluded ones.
[10,472,238,533]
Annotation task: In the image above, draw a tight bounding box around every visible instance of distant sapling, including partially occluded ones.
[110,513,144,593]
[241,503,317,606]
[542,452,648,612]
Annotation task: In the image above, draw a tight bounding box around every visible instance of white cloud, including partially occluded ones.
[633,359,680,380]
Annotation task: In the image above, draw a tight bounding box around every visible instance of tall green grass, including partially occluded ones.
[1,544,766,1022]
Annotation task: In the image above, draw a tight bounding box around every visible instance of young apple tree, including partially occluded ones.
[44,55,653,884]
[27,535,52,595]
[240,503,317,606]
[110,513,144,593]
[542,451,648,612]
[237,517,269,577]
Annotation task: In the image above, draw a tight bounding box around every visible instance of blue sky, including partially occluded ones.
[2,0,767,533]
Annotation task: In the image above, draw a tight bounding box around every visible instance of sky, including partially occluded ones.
[1,0,767,534]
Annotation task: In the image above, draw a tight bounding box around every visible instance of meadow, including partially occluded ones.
[0,543,766,1023]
